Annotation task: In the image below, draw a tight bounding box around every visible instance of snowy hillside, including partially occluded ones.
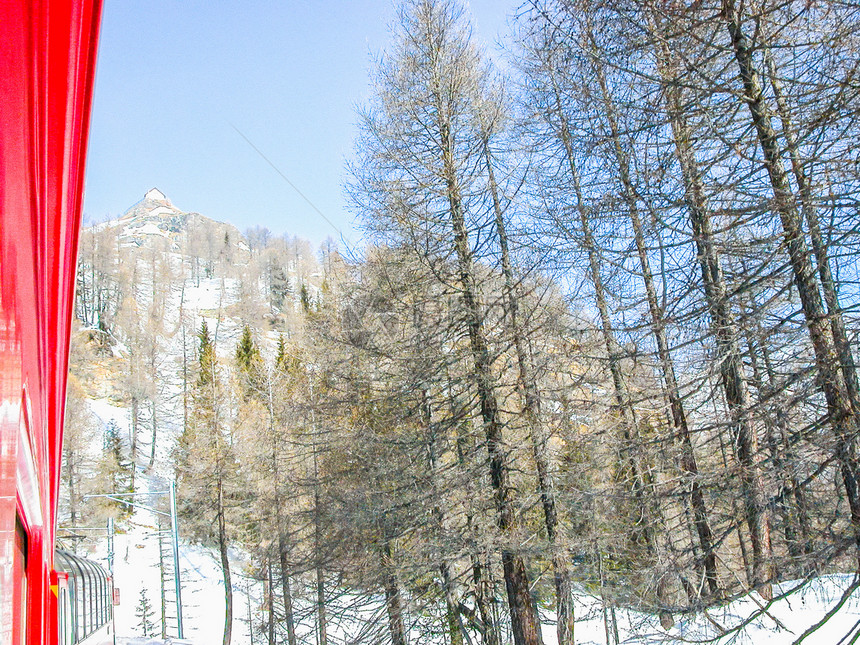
[65,189,330,642]
[63,190,860,645]
[82,401,264,643]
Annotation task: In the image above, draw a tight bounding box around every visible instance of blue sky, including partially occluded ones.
[83,0,515,249]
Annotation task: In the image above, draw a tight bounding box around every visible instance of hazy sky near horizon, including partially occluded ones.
[83,1,518,249]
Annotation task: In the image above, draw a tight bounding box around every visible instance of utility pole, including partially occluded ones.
[108,516,114,574]
[170,480,184,638]
[84,483,185,638]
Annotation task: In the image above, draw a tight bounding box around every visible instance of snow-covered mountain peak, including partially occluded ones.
[121,188,185,228]
[144,187,169,204]
[100,189,245,255]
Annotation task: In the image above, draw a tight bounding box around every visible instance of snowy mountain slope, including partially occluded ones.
[68,190,860,645]
[85,398,264,643]
[68,189,311,642]
[95,187,247,255]
[83,394,860,643]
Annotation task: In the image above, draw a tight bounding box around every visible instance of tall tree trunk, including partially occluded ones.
[764,49,860,418]
[742,289,814,566]
[471,553,499,645]
[482,137,573,645]
[756,326,814,561]
[744,330,799,571]
[278,526,298,645]
[218,479,233,645]
[383,542,407,645]
[267,559,275,645]
[591,36,740,602]
[316,565,327,645]
[708,415,752,589]
[438,103,543,645]
[449,390,499,645]
[130,392,139,491]
[148,399,157,470]
[419,379,465,645]
[722,0,860,565]
[546,69,711,605]
[313,444,328,645]
[268,373,298,645]
[651,27,773,595]
[441,562,463,645]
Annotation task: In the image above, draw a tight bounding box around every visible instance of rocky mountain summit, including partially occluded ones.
[102,187,247,258]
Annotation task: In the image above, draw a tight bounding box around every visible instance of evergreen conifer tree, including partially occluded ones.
[96,419,133,519]
[197,319,215,387]
[299,283,311,312]
[175,318,238,645]
[136,588,156,636]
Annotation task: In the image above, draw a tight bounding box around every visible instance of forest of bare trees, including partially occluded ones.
[63,1,860,644]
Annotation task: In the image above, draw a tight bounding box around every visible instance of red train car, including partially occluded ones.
[0,1,102,644]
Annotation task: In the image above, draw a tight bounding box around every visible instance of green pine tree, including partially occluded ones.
[235,325,260,373]
[135,587,155,636]
[275,333,288,371]
[299,283,311,312]
[175,317,238,645]
[269,262,291,310]
[235,325,263,399]
[197,320,216,387]
[274,333,302,382]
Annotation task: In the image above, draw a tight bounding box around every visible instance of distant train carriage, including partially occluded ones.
[53,551,114,645]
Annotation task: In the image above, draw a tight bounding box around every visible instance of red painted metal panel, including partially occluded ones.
[0,1,102,643]
[0,0,38,639]
[12,521,27,645]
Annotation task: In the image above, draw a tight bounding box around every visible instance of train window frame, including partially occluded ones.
[56,550,87,639]
[74,555,85,638]
[88,556,102,628]
[81,557,94,632]
[58,586,66,645]
[82,556,97,636]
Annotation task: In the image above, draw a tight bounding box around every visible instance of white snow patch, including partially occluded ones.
[145,188,169,203]
[146,206,175,218]
[123,222,170,238]
[183,278,232,312]
[531,575,860,645]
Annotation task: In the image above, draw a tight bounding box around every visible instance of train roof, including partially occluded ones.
[54,549,111,582]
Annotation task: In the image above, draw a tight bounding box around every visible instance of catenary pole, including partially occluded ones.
[170,479,184,638]
[108,517,114,574]
[84,487,185,637]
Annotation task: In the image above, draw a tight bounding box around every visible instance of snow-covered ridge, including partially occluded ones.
[67,188,335,641]
[92,188,247,256]
[68,188,860,643]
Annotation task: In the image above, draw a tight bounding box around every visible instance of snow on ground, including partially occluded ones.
[527,575,860,644]
[125,221,171,237]
[88,398,128,427]
[84,392,860,644]
[84,396,264,644]
[183,277,235,313]
[102,504,263,643]
[102,517,860,645]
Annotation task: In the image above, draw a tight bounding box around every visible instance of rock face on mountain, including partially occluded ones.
[67,187,323,644]
[105,188,248,259]
[75,187,329,349]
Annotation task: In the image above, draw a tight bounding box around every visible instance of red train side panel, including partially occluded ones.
[0,1,102,644]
